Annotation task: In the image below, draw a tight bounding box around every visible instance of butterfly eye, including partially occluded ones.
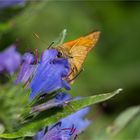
[57,51,63,57]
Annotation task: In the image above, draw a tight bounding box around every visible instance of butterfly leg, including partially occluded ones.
[68,68,84,83]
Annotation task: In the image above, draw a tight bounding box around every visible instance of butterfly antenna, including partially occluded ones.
[68,68,84,83]
[48,41,54,49]
[33,32,48,45]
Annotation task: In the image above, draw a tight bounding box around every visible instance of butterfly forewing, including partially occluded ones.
[58,31,100,82]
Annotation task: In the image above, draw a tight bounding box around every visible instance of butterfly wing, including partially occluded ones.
[64,31,100,81]
[63,31,100,51]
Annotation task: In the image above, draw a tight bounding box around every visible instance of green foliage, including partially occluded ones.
[106,105,140,140]
[0,88,122,139]
[107,105,140,136]
[0,83,29,132]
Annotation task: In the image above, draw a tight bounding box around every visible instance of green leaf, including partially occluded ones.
[0,88,122,139]
[107,105,140,136]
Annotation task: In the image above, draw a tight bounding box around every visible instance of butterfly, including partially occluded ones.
[56,31,100,83]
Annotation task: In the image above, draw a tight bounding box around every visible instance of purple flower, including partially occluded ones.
[42,122,64,140]
[33,128,46,140]
[22,52,34,64]
[0,0,25,9]
[34,107,90,140]
[60,107,90,134]
[15,52,35,84]
[29,49,70,100]
[0,44,21,75]
[31,92,71,113]
[54,92,71,106]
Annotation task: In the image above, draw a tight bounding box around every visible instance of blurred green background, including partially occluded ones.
[0,1,140,139]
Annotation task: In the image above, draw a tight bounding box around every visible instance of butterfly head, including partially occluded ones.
[56,45,73,59]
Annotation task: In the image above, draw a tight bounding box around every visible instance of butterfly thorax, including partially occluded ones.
[56,45,73,59]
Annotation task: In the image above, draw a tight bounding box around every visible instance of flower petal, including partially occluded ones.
[29,49,70,100]
[0,45,21,75]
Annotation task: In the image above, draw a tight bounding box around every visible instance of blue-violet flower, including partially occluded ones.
[29,49,70,100]
[0,0,25,9]
[15,52,35,84]
[34,107,90,140]
[0,44,21,75]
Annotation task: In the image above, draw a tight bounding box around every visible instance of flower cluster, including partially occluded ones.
[0,43,90,139]
[15,47,90,140]
[15,49,70,99]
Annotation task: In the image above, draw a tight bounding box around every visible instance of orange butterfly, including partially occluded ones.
[57,31,100,83]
